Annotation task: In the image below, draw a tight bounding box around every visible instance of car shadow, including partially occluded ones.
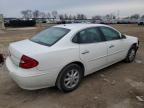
[5,61,125,96]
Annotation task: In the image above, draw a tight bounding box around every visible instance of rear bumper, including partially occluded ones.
[6,57,59,90]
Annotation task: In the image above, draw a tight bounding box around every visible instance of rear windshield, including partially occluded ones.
[30,27,70,46]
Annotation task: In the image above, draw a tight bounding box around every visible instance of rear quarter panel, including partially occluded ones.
[34,46,81,72]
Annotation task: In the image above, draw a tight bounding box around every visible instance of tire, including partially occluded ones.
[124,45,137,63]
[56,64,83,92]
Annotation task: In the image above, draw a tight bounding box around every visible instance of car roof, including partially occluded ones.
[54,24,110,31]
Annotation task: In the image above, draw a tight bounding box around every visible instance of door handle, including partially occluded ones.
[81,50,89,54]
[109,45,114,48]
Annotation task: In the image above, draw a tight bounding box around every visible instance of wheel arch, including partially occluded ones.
[131,43,138,50]
[55,61,85,86]
[127,43,138,55]
[70,61,85,76]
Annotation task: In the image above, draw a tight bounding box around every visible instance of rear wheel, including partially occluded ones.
[56,64,83,92]
[125,45,137,63]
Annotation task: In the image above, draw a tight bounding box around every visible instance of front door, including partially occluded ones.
[77,27,107,75]
[99,26,126,64]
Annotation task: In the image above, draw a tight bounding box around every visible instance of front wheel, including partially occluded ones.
[56,64,83,92]
[124,46,137,63]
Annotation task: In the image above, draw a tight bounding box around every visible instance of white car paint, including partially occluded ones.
[6,24,139,90]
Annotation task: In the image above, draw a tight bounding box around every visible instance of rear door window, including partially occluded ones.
[72,27,103,43]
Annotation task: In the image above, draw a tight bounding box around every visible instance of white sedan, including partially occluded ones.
[6,24,139,92]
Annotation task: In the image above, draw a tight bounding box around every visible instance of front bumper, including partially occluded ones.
[6,57,58,90]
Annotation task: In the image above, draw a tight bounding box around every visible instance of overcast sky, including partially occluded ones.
[0,0,144,18]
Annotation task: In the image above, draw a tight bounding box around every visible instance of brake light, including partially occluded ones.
[19,55,38,69]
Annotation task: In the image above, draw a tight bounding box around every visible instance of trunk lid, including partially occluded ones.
[9,39,50,66]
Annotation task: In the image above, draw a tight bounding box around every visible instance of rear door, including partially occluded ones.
[73,27,107,75]
[99,26,126,64]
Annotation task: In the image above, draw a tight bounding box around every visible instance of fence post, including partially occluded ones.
[0,14,5,30]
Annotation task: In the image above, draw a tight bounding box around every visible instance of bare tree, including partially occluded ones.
[21,10,32,19]
[130,14,140,19]
[40,12,46,18]
[73,15,76,20]
[82,14,87,19]
[104,14,116,20]
[59,14,64,20]
[52,11,58,19]
[33,10,40,19]
[21,10,28,19]
[92,15,102,20]
[77,14,87,20]
[105,14,111,19]
[77,14,81,19]
[47,12,51,18]
[27,10,32,19]
[141,15,144,19]
[64,14,68,20]
[68,15,72,20]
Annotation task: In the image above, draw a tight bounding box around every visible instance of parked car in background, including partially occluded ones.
[4,19,36,27]
[6,24,139,92]
[101,19,117,24]
[117,18,138,24]
[138,18,144,25]
[92,19,102,24]
[117,19,130,24]
[129,19,138,24]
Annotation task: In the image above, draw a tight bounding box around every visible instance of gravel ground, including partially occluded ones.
[0,24,144,108]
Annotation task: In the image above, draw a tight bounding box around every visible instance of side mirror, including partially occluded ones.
[121,34,126,39]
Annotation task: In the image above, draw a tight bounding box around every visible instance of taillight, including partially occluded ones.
[19,55,38,69]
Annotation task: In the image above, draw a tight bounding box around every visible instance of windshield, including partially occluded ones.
[31,27,70,46]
